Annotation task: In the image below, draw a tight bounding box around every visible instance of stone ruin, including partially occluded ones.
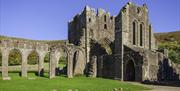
[0,2,180,82]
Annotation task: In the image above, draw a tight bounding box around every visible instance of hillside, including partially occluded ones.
[155,31,180,64]
[155,31,180,44]
[0,35,67,46]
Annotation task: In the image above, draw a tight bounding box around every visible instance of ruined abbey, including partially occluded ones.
[0,2,180,82]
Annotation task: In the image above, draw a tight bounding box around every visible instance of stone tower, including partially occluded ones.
[68,6,115,64]
[114,2,157,81]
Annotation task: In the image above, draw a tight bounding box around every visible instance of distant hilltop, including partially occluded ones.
[0,35,68,46]
[155,30,180,44]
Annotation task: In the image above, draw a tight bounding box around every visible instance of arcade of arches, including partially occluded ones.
[0,40,86,80]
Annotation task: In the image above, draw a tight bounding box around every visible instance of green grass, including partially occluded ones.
[0,73,149,91]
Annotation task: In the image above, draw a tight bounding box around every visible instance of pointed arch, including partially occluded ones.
[73,48,86,75]
[149,25,152,50]
[104,15,107,22]
[125,60,135,81]
[132,20,137,45]
[140,22,144,46]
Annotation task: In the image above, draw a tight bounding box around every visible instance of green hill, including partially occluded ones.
[0,35,67,46]
[155,31,180,64]
[155,31,180,44]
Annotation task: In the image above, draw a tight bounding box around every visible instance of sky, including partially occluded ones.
[0,0,180,40]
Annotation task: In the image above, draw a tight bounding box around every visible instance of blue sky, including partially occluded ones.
[0,0,180,40]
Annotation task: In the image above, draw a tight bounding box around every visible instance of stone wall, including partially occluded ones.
[68,6,115,64]
[0,39,86,80]
[100,55,115,78]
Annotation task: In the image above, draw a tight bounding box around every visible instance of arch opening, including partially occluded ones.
[132,21,136,45]
[140,23,143,46]
[125,60,135,81]
[27,50,39,76]
[149,25,151,50]
[43,52,50,78]
[73,49,85,76]
[56,48,68,76]
[8,49,22,77]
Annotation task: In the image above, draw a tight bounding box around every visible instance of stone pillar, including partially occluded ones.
[21,50,28,77]
[67,52,73,78]
[91,56,97,77]
[2,48,11,80]
[38,53,45,76]
[49,51,56,79]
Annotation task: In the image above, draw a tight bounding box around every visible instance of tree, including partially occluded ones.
[28,51,38,65]
[8,49,22,66]
[158,42,180,64]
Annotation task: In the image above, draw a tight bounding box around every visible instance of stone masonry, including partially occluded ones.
[0,2,180,82]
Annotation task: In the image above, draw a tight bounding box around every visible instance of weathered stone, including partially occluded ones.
[0,2,179,82]
[88,56,97,77]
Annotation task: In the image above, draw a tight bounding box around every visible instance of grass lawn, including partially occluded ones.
[0,73,150,91]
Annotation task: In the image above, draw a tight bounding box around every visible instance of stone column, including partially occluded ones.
[2,48,11,80]
[49,51,56,79]
[21,50,28,77]
[67,52,73,78]
[38,53,45,76]
[91,56,97,77]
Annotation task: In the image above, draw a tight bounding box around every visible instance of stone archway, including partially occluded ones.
[56,48,68,76]
[125,60,135,81]
[73,48,85,75]
[49,45,71,78]
[8,49,22,76]
[27,50,39,76]
[43,52,50,77]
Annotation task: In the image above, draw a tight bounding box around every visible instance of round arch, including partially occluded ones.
[54,45,69,76]
[72,47,86,75]
[124,54,136,81]
[8,48,22,76]
[27,50,39,76]
[8,48,22,66]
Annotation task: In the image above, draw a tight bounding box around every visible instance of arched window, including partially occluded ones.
[149,25,151,50]
[140,24,143,46]
[104,24,107,29]
[104,15,106,22]
[89,18,91,22]
[132,21,136,45]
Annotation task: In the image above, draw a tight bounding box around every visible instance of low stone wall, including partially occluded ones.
[0,65,49,72]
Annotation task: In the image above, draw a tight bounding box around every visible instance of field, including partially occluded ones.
[0,73,149,91]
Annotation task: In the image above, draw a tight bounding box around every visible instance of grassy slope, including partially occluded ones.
[0,35,67,46]
[0,73,149,91]
[154,31,180,44]
[155,31,180,64]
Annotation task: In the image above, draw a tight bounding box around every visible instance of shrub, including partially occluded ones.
[8,49,22,66]
[158,42,180,64]
[28,51,38,65]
